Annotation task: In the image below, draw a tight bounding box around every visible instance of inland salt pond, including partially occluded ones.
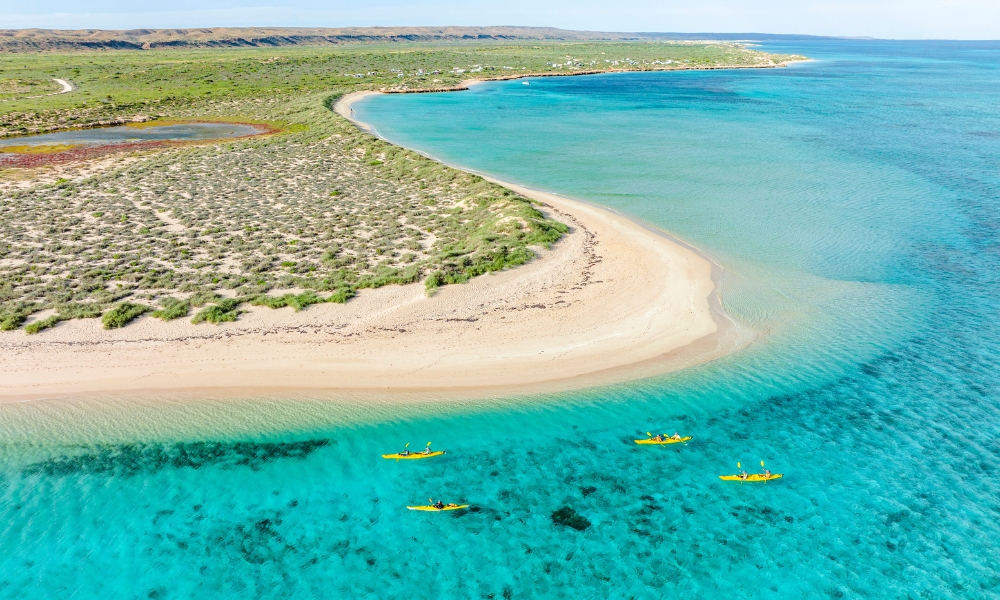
[0,121,268,165]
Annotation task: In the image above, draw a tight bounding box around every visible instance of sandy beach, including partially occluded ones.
[0,94,748,401]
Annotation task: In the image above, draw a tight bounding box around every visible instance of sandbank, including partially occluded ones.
[0,93,750,402]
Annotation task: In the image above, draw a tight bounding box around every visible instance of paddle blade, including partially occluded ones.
[737,462,741,469]
[760,461,765,467]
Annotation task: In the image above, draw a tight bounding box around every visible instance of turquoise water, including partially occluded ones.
[3,39,1000,597]
[0,122,264,148]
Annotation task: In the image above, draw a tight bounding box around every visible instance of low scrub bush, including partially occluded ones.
[327,288,356,304]
[0,314,27,331]
[25,315,61,335]
[102,302,151,329]
[151,297,190,321]
[250,291,324,311]
[0,302,35,331]
[57,302,104,320]
[188,291,222,307]
[191,299,241,324]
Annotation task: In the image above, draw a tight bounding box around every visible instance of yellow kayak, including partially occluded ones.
[719,473,784,482]
[382,451,445,460]
[635,436,691,445]
[407,504,469,512]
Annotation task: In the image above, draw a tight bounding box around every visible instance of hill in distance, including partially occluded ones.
[0,26,647,52]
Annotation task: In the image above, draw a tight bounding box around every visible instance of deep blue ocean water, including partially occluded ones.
[3,40,1000,598]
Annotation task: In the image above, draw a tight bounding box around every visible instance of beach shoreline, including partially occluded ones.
[0,89,752,403]
[353,59,812,96]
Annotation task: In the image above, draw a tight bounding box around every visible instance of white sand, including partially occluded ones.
[0,94,748,401]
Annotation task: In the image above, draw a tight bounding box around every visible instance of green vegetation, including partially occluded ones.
[24,315,61,335]
[102,302,150,329]
[0,302,35,331]
[187,291,222,307]
[23,302,104,334]
[150,297,190,321]
[327,288,356,303]
[250,291,325,311]
[0,41,799,136]
[191,299,241,324]
[0,77,59,101]
[0,40,799,331]
[57,302,104,320]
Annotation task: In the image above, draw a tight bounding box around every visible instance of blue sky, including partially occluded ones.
[2,0,997,40]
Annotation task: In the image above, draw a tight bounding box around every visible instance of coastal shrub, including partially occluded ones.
[0,313,27,331]
[0,302,35,331]
[102,302,151,329]
[57,302,104,320]
[326,287,356,304]
[322,93,343,111]
[423,246,535,293]
[424,270,447,293]
[250,291,323,311]
[551,506,591,531]
[25,315,61,335]
[188,291,222,307]
[151,297,190,321]
[191,299,241,324]
[357,265,421,290]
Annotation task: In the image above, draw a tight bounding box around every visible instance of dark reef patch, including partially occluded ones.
[23,438,331,477]
[551,506,591,531]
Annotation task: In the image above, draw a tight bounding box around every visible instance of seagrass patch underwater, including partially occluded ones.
[2,38,1000,598]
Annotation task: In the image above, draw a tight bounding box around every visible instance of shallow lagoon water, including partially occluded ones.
[2,40,1000,597]
[0,121,265,149]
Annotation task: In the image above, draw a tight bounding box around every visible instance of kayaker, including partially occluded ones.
[401,447,410,456]
[763,469,772,479]
[739,470,748,481]
[434,500,445,509]
[423,445,433,455]
[670,432,682,441]
[653,434,664,442]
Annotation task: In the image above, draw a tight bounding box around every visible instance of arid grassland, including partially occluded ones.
[0,39,800,333]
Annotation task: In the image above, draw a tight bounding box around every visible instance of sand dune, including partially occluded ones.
[0,96,747,401]
[0,181,743,401]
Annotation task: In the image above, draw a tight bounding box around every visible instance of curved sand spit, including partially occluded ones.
[0,93,749,401]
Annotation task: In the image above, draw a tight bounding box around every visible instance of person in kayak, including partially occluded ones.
[739,469,748,481]
[762,468,772,479]
[434,500,445,509]
[423,445,433,455]
[400,447,410,456]
[670,432,683,441]
[653,433,665,442]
